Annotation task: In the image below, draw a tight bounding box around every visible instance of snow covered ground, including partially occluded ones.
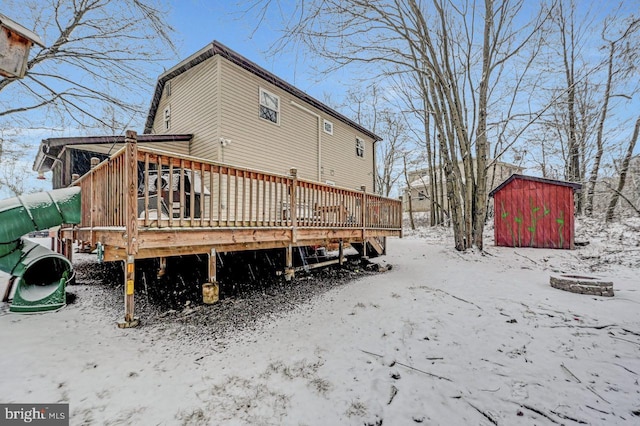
[1,218,639,425]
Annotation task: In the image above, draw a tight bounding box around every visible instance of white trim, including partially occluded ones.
[356,137,365,158]
[259,87,280,125]
[323,119,333,135]
[291,100,322,181]
[163,105,171,130]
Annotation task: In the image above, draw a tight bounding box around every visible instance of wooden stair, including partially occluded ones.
[351,237,386,258]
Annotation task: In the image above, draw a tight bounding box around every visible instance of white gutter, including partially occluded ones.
[290,100,322,181]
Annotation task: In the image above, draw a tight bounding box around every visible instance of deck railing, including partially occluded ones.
[74,135,402,233]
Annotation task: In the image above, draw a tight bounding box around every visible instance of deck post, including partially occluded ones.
[289,168,298,244]
[284,244,294,281]
[63,237,73,263]
[118,130,140,328]
[208,248,217,283]
[361,185,367,258]
[202,248,219,304]
[157,256,167,278]
[286,168,298,281]
[338,239,344,266]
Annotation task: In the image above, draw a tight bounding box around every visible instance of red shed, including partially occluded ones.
[489,174,582,249]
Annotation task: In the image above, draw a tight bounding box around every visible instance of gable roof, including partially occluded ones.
[33,134,192,172]
[489,174,582,197]
[143,40,381,141]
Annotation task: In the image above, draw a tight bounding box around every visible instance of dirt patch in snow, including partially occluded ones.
[69,252,390,348]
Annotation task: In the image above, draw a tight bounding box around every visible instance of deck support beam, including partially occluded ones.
[118,255,139,328]
[202,248,219,304]
[284,244,294,281]
[208,248,217,283]
[157,256,167,278]
[63,237,73,263]
[338,240,344,266]
[118,130,140,328]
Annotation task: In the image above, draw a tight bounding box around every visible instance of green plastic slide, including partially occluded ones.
[0,187,81,313]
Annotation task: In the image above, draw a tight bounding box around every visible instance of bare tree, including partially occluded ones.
[0,130,30,194]
[556,1,582,200]
[0,0,176,195]
[538,1,640,216]
[605,117,640,221]
[375,111,408,197]
[584,17,640,215]
[250,0,551,250]
[391,71,445,226]
[402,153,417,231]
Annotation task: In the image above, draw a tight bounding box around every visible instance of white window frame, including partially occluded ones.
[356,137,365,158]
[165,80,171,97]
[163,105,171,130]
[323,119,333,135]
[259,87,280,125]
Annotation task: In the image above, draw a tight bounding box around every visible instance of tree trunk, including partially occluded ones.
[402,155,416,230]
[559,3,582,213]
[422,99,437,226]
[472,0,493,250]
[584,42,614,215]
[605,117,640,222]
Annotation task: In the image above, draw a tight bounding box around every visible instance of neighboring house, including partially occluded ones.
[403,160,524,213]
[34,41,381,193]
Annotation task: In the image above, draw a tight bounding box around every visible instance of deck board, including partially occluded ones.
[69,226,400,261]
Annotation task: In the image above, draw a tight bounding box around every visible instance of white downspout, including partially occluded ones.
[290,100,322,181]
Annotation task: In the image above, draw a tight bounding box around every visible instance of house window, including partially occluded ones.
[165,80,171,97]
[323,119,333,135]
[356,137,365,158]
[164,106,171,130]
[259,88,279,124]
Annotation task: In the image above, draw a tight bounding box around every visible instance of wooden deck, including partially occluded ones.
[63,131,402,326]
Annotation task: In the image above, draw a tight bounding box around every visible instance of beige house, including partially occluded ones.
[143,41,379,191]
[404,160,524,213]
[34,41,381,193]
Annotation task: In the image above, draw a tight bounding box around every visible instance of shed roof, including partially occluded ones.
[143,40,381,141]
[33,134,192,172]
[489,174,582,197]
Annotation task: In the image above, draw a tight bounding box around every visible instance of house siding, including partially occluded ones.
[321,120,375,190]
[148,54,375,191]
[68,142,190,157]
[216,57,316,179]
[216,56,374,189]
[151,59,218,159]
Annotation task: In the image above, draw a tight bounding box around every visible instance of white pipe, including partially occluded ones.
[290,100,322,181]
